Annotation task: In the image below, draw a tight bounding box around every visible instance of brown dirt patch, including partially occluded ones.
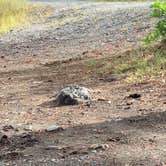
[0,53,166,165]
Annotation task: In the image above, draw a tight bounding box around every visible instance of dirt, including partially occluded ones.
[0,1,166,165]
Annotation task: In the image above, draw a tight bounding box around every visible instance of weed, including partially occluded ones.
[87,45,166,82]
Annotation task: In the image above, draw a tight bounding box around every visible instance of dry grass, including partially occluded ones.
[0,0,53,34]
[87,44,166,82]
[89,0,153,2]
[0,0,32,33]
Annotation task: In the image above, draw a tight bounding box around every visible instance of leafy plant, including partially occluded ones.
[145,0,166,43]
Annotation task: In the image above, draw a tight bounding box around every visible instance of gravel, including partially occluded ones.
[0,1,154,59]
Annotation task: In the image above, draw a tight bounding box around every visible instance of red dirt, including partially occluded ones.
[0,55,166,165]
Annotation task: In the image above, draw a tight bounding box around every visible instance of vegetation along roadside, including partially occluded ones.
[0,0,53,34]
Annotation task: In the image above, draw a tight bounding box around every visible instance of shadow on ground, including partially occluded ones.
[1,110,166,165]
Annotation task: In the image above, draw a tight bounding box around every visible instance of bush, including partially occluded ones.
[145,0,166,43]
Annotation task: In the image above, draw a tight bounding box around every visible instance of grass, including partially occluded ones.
[0,0,53,34]
[87,44,166,82]
[88,0,153,2]
[0,0,32,33]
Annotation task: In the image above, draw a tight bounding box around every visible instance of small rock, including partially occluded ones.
[47,79,53,83]
[107,137,120,142]
[51,159,57,162]
[46,125,64,132]
[54,85,91,106]
[126,100,133,105]
[0,134,9,144]
[97,98,107,101]
[82,51,88,55]
[108,100,111,104]
[88,144,109,151]
[124,106,131,110]
[2,125,14,132]
[45,146,64,150]
[2,151,23,160]
[128,93,141,99]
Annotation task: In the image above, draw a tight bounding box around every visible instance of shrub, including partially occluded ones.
[145,0,166,43]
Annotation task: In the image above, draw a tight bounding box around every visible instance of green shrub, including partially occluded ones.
[145,0,166,43]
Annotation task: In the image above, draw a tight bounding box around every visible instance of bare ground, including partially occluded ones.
[0,1,166,165]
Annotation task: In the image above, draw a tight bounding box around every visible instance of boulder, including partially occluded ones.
[46,125,64,132]
[54,85,91,106]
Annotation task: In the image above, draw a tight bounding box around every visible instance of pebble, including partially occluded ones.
[88,144,109,151]
[46,125,64,132]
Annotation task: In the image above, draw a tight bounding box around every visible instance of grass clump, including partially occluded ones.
[0,0,32,33]
[87,45,166,82]
[0,0,53,34]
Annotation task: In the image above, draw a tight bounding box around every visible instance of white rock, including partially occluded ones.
[55,85,91,106]
[46,125,64,132]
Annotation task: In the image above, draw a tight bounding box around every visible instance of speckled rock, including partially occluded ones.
[55,85,91,106]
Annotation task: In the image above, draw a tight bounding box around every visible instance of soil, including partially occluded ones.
[0,1,166,165]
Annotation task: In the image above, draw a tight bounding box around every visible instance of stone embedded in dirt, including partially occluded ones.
[0,151,23,160]
[88,144,109,151]
[128,93,141,99]
[107,133,129,144]
[12,133,39,148]
[54,85,91,106]
[97,98,107,101]
[46,125,64,133]
[68,149,89,155]
[0,134,9,144]
[108,100,111,104]
[126,100,133,105]
[99,74,127,82]
[82,51,88,55]
[2,125,15,132]
[107,137,121,142]
[45,146,64,150]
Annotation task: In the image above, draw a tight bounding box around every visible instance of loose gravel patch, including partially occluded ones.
[0,2,153,60]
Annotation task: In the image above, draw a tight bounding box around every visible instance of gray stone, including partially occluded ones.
[46,125,64,132]
[54,85,91,106]
[45,146,64,150]
[0,133,8,144]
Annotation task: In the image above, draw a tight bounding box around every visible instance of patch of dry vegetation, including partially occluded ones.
[87,44,166,82]
[0,0,53,34]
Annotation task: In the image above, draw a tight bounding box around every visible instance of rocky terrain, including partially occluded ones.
[0,1,165,165]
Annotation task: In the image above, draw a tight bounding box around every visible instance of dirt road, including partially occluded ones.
[0,1,152,61]
[0,1,166,166]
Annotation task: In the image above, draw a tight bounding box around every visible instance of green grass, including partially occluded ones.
[0,0,53,34]
[87,44,166,82]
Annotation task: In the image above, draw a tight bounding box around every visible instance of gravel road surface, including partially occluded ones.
[1,1,166,166]
[0,1,153,60]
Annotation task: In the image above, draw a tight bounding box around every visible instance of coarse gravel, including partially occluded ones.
[0,1,154,60]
